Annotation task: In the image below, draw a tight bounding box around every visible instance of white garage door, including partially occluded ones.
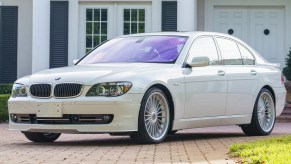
[214,6,285,67]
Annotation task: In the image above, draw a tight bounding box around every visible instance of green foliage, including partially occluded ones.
[0,83,13,94]
[0,94,10,122]
[230,136,291,164]
[283,48,291,81]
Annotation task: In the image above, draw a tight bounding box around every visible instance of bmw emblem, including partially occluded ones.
[55,77,61,81]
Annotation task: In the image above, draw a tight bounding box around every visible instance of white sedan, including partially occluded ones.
[8,32,286,144]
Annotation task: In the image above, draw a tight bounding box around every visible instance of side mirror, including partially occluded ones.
[187,56,210,67]
[73,59,79,65]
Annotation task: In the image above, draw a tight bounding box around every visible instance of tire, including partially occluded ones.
[130,87,170,144]
[22,132,61,142]
[241,88,276,136]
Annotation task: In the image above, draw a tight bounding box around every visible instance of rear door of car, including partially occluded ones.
[215,37,259,115]
[183,36,227,118]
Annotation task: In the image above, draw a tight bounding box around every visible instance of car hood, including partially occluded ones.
[26,63,173,84]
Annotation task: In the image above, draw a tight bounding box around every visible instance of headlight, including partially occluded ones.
[86,82,132,97]
[11,83,27,98]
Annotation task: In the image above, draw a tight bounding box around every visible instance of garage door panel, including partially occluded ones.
[250,23,264,57]
[269,24,279,59]
[249,8,284,65]
[214,7,248,42]
[213,6,285,67]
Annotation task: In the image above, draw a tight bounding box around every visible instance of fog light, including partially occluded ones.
[73,115,79,121]
[103,115,112,122]
[10,114,17,122]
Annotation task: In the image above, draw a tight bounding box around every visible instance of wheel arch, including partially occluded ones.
[146,84,175,131]
[262,85,276,105]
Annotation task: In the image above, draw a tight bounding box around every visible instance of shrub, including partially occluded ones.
[0,94,10,122]
[283,48,291,81]
[0,83,13,94]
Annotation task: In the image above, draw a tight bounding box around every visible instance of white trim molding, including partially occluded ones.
[177,0,197,31]
[151,0,162,32]
[32,0,50,73]
[68,0,79,66]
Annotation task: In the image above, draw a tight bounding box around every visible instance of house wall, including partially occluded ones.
[197,0,205,31]
[1,0,290,80]
[0,0,32,79]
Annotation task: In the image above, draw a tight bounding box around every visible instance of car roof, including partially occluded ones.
[119,31,233,38]
[119,31,246,47]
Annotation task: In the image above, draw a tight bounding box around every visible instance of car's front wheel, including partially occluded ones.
[241,88,276,136]
[130,87,170,144]
[22,132,61,142]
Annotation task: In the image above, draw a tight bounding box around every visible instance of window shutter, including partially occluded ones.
[0,6,18,83]
[162,1,177,31]
[50,1,69,68]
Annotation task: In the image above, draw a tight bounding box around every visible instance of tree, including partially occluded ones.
[283,48,291,81]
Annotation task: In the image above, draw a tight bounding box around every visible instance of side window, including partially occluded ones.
[238,44,255,65]
[187,37,219,65]
[216,38,243,65]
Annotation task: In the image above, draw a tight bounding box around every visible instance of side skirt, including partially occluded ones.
[172,114,252,130]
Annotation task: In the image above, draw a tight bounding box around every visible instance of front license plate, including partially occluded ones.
[36,102,63,118]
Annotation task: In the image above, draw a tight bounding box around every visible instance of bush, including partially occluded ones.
[0,94,10,122]
[283,48,291,81]
[0,84,13,94]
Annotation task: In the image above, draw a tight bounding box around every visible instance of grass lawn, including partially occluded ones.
[230,135,291,164]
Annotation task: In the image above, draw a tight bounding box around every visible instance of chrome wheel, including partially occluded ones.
[144,92,169,141]
[257,92,275,132]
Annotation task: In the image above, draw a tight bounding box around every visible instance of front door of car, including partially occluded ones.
[183,36,227,119]
[215,37,259,116]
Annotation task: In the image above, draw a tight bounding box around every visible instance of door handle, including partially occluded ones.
[217,70,225,76]
[250,70,257,75]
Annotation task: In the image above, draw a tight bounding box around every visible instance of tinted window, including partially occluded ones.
[216,38,243,65]
[238,44,255,65]
[78,36,188,64]
[187,37,219,65]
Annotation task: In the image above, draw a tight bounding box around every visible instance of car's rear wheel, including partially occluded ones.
[241,88,276,136]
[130,87,170,144]
[22,132,61,142]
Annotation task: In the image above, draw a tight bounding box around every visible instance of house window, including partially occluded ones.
[123,9,145,35]
[86,9,108,53]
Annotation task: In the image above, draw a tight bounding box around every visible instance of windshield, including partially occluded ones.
[78,36,188,64]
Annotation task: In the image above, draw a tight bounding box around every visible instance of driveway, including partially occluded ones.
[0,123,290,164]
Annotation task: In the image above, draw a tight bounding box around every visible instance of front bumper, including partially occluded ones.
[8,94,143,133]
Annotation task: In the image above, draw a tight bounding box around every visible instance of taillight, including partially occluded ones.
[281,74,285,84]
